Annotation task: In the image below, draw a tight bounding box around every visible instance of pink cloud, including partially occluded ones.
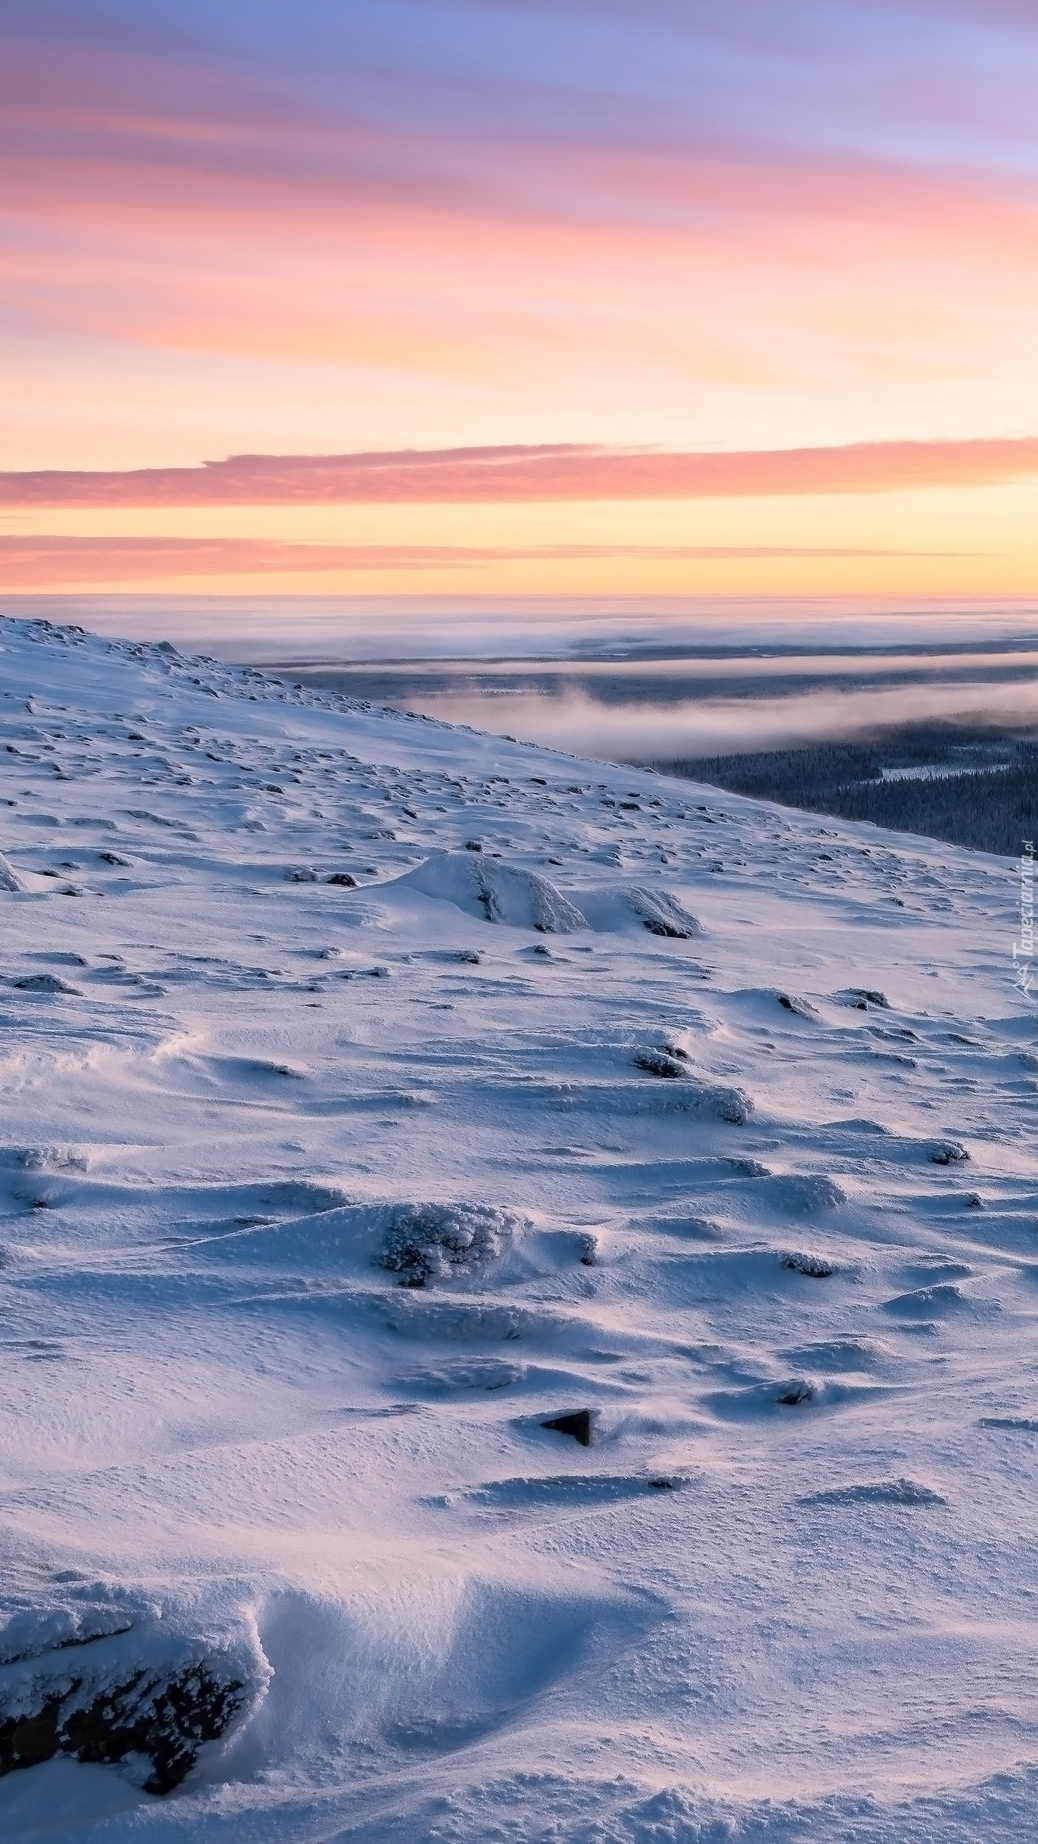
[1,438,1037,509]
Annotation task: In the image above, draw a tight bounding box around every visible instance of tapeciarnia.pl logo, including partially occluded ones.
[1014,839,1035,995]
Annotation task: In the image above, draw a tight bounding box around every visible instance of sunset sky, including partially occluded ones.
[3,0,1038,606]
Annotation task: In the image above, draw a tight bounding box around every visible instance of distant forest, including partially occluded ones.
[656,727,1038,858]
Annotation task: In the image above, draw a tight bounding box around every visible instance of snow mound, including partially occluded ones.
[668,1081,753,1123]
[574,884,701,936]
[781,1251,837,1278]
[800,1477,946,1508]
[628,887,702,937]
[7,1146,90,1174]
[398,852,587,932]
[238,1572,655,1786]
[764,1174,846,1213]
[0,853,23,892]
[633,1050,753,1121]
[884,1282,969,1316]
[193,1198,529,1290]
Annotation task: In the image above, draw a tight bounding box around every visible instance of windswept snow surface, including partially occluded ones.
[1,613,1036,1841]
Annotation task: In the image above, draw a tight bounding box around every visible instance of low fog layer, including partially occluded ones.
[351,679,1038,761]
[5,593,1038,661]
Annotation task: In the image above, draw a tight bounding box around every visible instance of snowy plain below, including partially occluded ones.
[1,611,1037,1841]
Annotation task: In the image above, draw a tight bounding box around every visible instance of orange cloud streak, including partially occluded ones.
[0,534,951,590]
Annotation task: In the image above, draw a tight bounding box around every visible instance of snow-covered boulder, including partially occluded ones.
[399,851,588,932]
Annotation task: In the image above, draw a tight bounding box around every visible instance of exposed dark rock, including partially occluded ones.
[783,1254,835,1278]
[778,993,817,1017]
[628,888,702,938]
[542,1409,593,1447]
[11,974,80,994]
[0,1662,244,1795]
[776,1381,815,1407]
[930,1141,970,1165]
[378,1202,514,1288]
[326,872,358,887]
[286,867,320,882]
[635,1050,687,1079]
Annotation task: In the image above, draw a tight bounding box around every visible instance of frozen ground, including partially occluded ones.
[0,612,1036,1841]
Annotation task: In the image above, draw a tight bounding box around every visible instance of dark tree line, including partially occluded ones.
[655,729,1038,858]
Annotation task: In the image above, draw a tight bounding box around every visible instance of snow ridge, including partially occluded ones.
[0,612,1033,1841]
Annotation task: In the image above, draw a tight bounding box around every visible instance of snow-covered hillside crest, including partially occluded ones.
[1,611,1036,1841]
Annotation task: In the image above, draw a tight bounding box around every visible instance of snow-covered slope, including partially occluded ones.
[0,613,1035,1842]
